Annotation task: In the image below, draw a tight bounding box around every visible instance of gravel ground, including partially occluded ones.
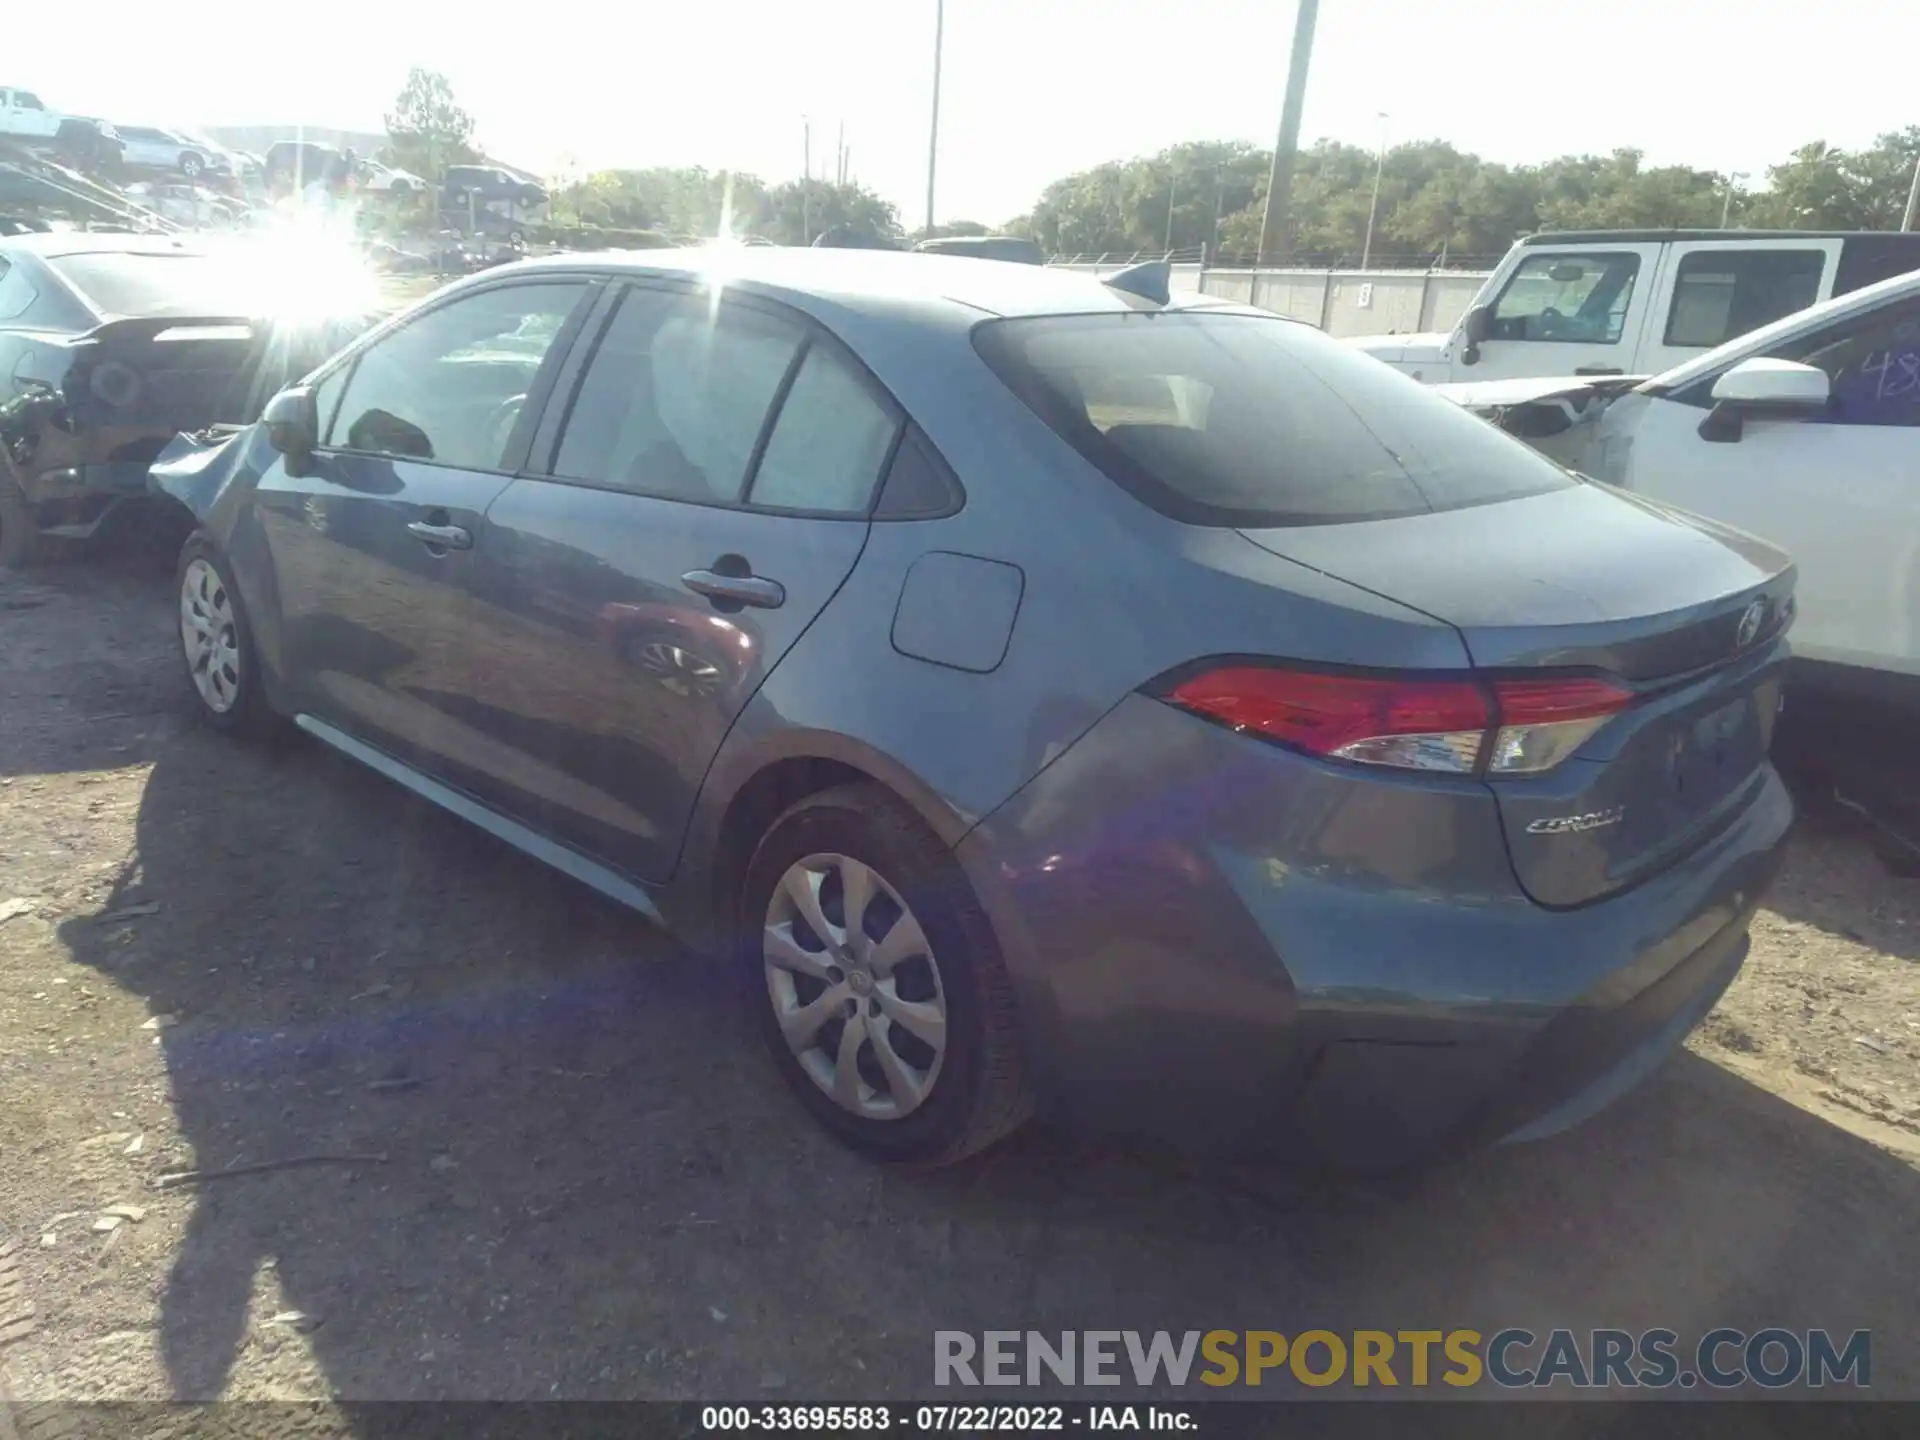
[2,555,1918,1408]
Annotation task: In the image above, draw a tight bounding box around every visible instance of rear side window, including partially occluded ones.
[749,346,901,513]
[974,312,1574,527]
[1664,250,1824,348]
[0,258,32,323]
[552,286,803,504]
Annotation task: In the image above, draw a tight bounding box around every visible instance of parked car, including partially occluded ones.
[358,160,426,194]
[0,88,62,143]
[264,140,347,192]
[1442,266,1920,714]
[441,164,548,209]
[0,232,377,564]
[914,234,1044,265]
[151,250,1794,1171]
[115,125,225,179]
[1353,229,1920,385]
[51,117,123,172]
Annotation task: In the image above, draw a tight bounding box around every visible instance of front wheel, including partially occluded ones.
[176,535,280,738]
[741,783,1033,1166]
[180,153,203,179]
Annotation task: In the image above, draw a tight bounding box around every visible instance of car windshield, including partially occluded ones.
[48,251,261,318]
[973,310,1575,526]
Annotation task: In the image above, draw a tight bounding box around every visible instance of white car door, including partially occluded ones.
[1463,243,1662,381]
[1615,295,1920,676]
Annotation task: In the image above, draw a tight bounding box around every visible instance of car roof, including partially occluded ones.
[1646,265,1920,391]
[1,232,209,260]
[504,246,1230,322]
[1522,229,1920,246]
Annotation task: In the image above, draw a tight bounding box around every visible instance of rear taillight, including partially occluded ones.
[1160,665,1632,776]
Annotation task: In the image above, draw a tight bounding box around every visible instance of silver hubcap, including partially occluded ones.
[764,853,947,1121]
[180,558,241,714]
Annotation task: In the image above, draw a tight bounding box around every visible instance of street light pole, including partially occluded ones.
[1361,111,1388,270]
[802,117,812,244]
[926,0,944,233]
[1904,149,1920,232]
[1257,0,1321,264]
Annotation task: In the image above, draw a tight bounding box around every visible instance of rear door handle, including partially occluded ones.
[681,569,785,609]
[406,521,473,551]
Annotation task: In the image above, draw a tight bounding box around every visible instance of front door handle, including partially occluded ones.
[1573,365,1624,376]
[407,520,473,552]
[681,568,785,609]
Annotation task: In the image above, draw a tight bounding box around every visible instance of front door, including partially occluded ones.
[1626,294,1920,675]
[253,277,593,778]
[1464,243,1661,381]
[461,281,902,879]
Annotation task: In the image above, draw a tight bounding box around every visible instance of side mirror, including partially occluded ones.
[1699,358,1830,443]
[1463,304,1491,345]
[262,386,318,472]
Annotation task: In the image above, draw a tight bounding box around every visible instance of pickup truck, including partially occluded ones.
[0,88,62,142]
[1353,229,1920,385]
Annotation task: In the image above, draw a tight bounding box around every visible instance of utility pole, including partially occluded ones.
[1257,0,1320,264]
[1164,172,1177,251]
[1361,110,1388,269]
[802,117,812,244]
[926,0,944,233]
[1904,149,1920,232]
[837,121,846,187]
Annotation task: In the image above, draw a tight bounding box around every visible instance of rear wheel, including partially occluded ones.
[741,783,1032,1166]
[179,152,203,179]
[176,534,279,738]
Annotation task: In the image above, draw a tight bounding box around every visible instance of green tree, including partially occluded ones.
[383,67,480,180]
[761,180,901,246]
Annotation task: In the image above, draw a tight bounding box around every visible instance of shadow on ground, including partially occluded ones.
[55,713,1920,1403]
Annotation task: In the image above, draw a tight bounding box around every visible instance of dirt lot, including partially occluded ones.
[2,555,1919,1407]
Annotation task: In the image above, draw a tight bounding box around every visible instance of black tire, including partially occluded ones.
[0,479,49,568]
[174,533,281,739]
[740,782,1033,1166]
[180,152,203,179]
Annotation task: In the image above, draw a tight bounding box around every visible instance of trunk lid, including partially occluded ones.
[1240,483,1794,906]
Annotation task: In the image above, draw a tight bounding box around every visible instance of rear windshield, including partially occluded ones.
[48,252,257,319]
[973,311,1575,526]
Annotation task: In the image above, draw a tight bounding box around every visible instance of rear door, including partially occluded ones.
[254,276,594,780]
[1633,239,1838,377]
[460,280,899,880]
[1468,243,1662,380]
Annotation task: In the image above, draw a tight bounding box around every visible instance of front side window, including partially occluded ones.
[16,93,44,111]
[327,282,586,469]
[1488,251,1641,345]
[1664,249,1825,349]
[552,287,804,504]
[0,258,33,324]
[975,311,1573,527]
[1777,298,1920,428]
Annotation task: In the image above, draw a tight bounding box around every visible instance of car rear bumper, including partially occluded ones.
[957,693,1792,1168]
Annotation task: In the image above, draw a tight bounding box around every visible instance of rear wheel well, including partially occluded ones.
[711,757,873,933]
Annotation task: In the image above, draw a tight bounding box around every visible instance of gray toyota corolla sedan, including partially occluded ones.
[154,248,1795,1170]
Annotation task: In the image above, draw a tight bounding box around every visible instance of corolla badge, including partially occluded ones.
[1526,807,1626,836]
[1735,598,1768,650]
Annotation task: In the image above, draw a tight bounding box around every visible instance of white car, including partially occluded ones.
[113,125,227,178]
[1441,267,1920,703]
[0,87,61,141]
[358,160,426,194]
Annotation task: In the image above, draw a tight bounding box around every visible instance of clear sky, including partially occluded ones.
[12,1,1917,226]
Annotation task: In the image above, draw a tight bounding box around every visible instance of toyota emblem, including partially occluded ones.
[1735,598,1767,650]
